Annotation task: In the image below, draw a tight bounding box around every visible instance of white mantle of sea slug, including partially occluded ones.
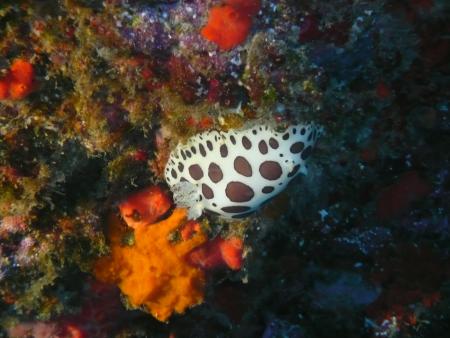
[164,123,323,219]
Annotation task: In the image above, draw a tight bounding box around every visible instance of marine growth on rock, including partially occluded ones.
[165,123,323,219]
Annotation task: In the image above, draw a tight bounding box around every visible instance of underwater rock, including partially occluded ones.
[101,104,129,132]
[335,227,392,255]
[119,5,174,55]
[0,215,27,238]
[262,319,304,338]
[7,322,60,338]
[312,271,380,311]
[164,123,323,219]
[376,171,431,220]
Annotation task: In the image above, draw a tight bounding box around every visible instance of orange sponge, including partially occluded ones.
[93,208,207,322]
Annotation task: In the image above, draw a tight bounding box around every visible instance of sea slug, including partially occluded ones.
[165,123,323,219]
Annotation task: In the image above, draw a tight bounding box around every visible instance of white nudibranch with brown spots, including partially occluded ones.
[164,123,323,219]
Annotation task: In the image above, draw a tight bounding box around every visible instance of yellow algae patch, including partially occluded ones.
[93,208,207,322]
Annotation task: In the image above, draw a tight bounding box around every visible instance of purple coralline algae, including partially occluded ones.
[118,4,176,54]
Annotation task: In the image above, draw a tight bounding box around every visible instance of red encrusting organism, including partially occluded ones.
[187,236,244,270]
[201,0,261,50]
[207,78,222,102]
[0,80,9,99]
[180,220,202,241]
[219,236,244,270]
[0,59,35,100]
[131,149,148,162]
[197,116,214,130]
[10,59,34,85]
[118,186,172,229]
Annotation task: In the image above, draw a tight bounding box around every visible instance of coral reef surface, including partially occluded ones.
[1,0,449,337]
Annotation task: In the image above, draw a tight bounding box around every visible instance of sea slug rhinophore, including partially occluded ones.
[164,123,323,219]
